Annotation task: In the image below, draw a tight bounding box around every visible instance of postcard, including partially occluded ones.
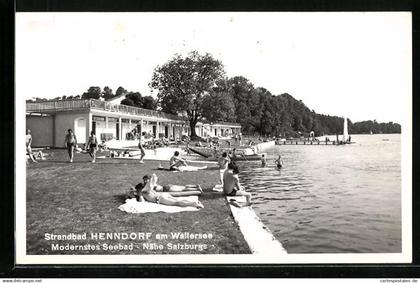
[15,12,412,264]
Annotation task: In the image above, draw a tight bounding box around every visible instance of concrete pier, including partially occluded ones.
[277,140,352,145]
[227,196,287,255]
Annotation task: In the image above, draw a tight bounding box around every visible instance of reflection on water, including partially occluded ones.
[239,134,401,253]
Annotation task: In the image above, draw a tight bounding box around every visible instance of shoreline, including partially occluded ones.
[26,149,250,255]
[25,140,286,256]
[227,140,287,254]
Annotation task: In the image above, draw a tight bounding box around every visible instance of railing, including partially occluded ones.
[26,99,243,127]
[26,99,185,121]
[26,99,92,112]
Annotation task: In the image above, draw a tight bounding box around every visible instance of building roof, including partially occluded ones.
[26,99,242,128]
[106,93,126,102]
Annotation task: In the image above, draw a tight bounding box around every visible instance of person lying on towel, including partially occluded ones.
[126,175,203,200]
[136,174,204,208]
[136,174,202,194]
[166,151,207,171]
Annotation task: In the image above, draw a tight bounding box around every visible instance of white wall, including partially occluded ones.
[74,117,87,144]
[54,112,90,147]
[26,115,54,147]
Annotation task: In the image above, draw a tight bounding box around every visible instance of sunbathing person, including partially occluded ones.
[139,174,204,208]
[223,162,252,206]
[33,150,45,161]
[134,174,203,193]
[169,151,188,170]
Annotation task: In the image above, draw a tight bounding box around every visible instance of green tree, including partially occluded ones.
[121,92,143,108]
[81,86,102,99]
[116,86,128,97]
[142,96,157,110]
[225,76,255,134]
[201,91,236,123]
[150,51,225,137]
[102,86,114,100]
[121,92,157,110]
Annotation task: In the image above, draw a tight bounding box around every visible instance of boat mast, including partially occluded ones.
[343,117,349,143]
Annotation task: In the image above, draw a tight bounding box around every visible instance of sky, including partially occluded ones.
[16,12,411,123]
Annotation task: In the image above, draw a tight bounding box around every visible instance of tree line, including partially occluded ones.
[26,51,401,137]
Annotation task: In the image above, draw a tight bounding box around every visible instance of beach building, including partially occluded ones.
[26,98,241,147]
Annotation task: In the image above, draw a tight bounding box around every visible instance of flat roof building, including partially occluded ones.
[26,99,241,147]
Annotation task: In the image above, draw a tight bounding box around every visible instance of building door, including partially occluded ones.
[173,127,176,139]
[116,123,120,140]
[152,125,157,137]
[214,129,217,136]
[165,126,169,138]
[92,121,96,134]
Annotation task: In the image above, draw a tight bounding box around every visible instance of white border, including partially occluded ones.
[15,12,412,265]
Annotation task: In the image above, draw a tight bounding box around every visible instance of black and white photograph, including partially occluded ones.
[15,12,412,264]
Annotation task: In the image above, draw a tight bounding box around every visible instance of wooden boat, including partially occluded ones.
[207,154,263,162]
[188,146,214,158]
[189,146,263,161]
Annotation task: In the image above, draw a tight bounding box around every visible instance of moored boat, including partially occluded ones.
[189,146,263,161]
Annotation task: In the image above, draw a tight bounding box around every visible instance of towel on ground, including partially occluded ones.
[157,165,207,172]
[118,196,201,214]
[177,165,207,172]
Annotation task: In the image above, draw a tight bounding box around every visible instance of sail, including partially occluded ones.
[343,117,349,142]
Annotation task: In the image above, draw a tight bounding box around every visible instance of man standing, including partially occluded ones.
[138,132,146,164]
[26,129,37,163]
[64,129,77,163]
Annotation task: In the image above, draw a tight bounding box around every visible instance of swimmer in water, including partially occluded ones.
[275,155,283,169]
[261,154,267,167]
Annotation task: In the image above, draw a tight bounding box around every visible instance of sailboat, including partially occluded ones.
[343,117,349,143]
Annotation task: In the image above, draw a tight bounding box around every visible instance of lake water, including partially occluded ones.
[239,134,401,253]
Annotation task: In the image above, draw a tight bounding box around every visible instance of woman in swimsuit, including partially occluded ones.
[86,131,98,163]
[140,174,203,208]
